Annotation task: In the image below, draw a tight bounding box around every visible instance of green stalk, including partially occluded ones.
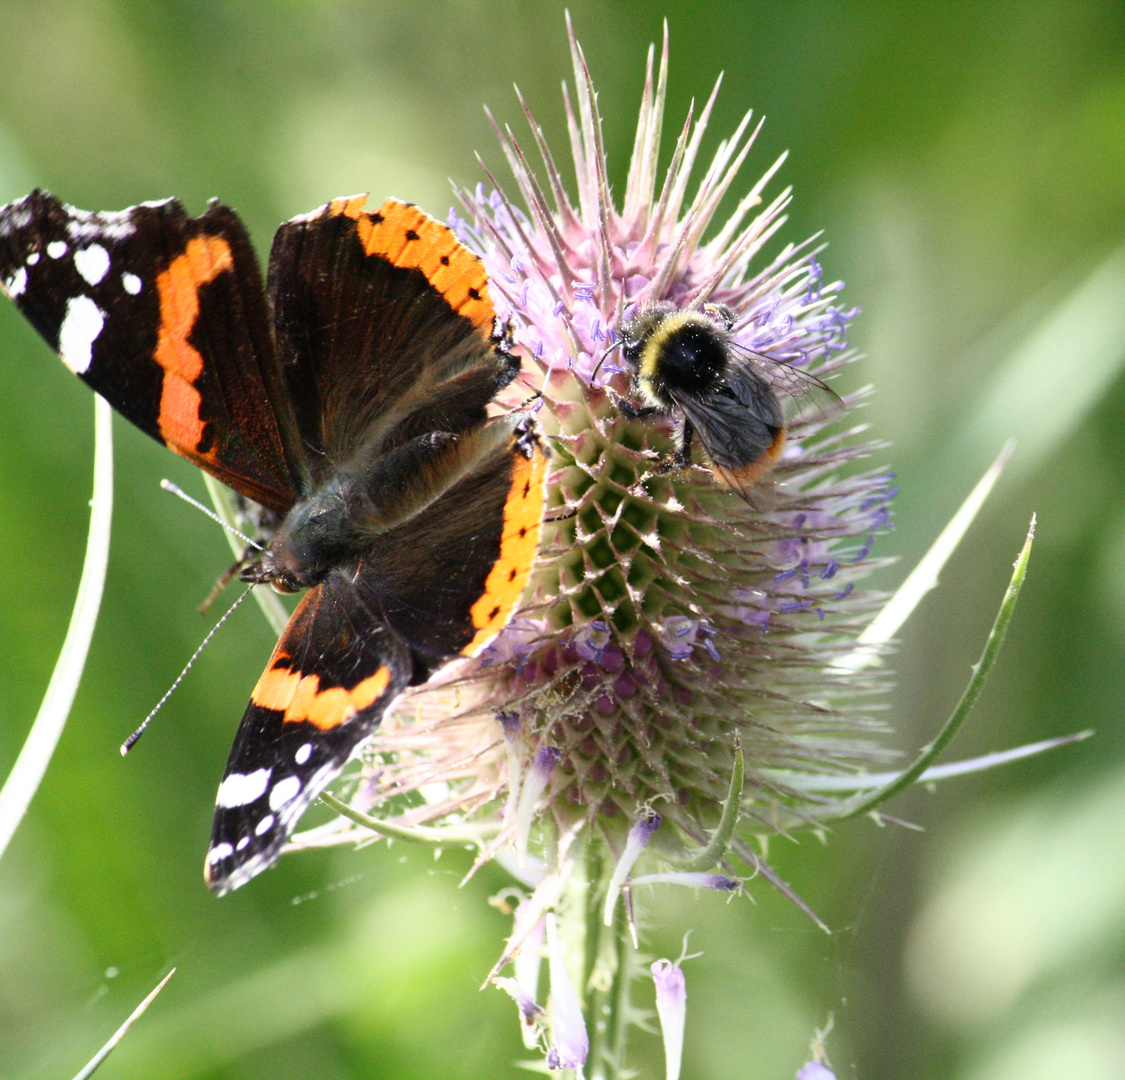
[584,845,611,1079]
[318,791,498,847]
[823,515,1036,823]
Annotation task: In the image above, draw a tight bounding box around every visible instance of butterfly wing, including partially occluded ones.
[366,413,550,671]
[266,195,519,475]
[205,574,412,895]
[0,190,307,511]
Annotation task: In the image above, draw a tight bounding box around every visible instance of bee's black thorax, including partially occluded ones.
[619,306,732,409]
[643,319,728,400]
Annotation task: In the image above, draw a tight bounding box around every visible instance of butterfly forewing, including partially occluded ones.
[0,190,307,512]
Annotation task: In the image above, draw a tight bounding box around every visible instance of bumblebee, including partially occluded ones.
[611,302,844,502]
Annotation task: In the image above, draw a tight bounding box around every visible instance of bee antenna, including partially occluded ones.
[590,334,621,385]
[121,584,256,755]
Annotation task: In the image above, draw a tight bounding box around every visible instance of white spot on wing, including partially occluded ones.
[0,203,32,237]
[236,835,250,851]
[58,296,105,374]
[4,266,27,298]
[216,767,271,808]
[26,251,40,265]
[74,244,110,286]
[286,762,337,827]
[64,205,138,241]
[122,272,142,295]
[268,775,301,811]
[46,240,68,259]
[255,814,276,836]
[295,743,313,765]
[208,842,234,864]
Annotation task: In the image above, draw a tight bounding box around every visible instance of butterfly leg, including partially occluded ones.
[199,547,256,613]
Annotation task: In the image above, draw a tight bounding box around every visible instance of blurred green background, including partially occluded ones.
[1,2,1123,1078]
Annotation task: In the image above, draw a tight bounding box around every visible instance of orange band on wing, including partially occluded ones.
[154,235,234,461]
[353,198,496,333]
[251,663,392,731]
[464,447,548,656]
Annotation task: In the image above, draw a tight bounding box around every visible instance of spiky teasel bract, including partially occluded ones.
[300,17,895,961]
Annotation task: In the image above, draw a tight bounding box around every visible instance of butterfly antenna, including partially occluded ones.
[121,584,256,755]
[160,479,262,550]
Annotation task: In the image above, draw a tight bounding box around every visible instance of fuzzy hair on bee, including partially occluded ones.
[611,301,843,503]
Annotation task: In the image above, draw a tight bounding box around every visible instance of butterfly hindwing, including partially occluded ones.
[365,413,550,670]
[267,196,518,473]
[205,577,413,895]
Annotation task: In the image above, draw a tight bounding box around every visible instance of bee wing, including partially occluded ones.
[674,386,781,505]
[725,345,845,429]
[672,350,843,505]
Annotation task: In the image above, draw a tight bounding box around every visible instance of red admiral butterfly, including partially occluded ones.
[0,191,548,894]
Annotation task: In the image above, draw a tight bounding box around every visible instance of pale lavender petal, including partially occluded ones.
[651,958,687,1080]
[796,1062,837,1080]
[604,810,662,924]
[547,914,589,1074]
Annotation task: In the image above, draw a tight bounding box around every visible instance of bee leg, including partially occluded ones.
[672,417,696,469]
[701,301,736,330]
[639,419,695,486]
[605,385,659,421]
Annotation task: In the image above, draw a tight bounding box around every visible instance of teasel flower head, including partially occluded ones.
[308,20,899,916]
[295,17,902,1069]
[436,19,891,892]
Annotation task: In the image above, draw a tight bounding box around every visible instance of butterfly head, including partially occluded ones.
[241,485,351,594]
